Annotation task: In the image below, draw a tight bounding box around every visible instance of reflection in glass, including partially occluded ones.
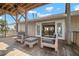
[57,23,62,37]
[37,25,40,35]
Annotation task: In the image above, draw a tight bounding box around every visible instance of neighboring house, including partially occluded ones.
[18,10,79,44]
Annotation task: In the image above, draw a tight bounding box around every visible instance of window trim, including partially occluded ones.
[36,23,41,37]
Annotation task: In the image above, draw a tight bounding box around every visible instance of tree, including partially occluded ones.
[0,19,6,24]
[0,19,7,33]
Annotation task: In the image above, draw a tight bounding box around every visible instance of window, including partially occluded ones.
[36,25,40,35]
[42,22,55,37]
[57,23,62,37]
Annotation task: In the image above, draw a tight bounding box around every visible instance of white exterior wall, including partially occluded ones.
[28,23,36,36]
[18,15,79,42]
[18,23,25,32]
[18,19,65,40]
[71,16,79,31]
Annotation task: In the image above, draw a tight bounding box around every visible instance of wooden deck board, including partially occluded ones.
[0,37,77,56]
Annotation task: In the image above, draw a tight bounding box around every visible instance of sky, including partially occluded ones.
[0,3,79,28]
[28,3,79,19]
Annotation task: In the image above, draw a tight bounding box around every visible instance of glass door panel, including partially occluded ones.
[57,23,62,37]
[56,20,65,39]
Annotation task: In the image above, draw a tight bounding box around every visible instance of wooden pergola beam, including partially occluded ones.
[2,4,7,9]
[6,4,15,11]
[0,3,47,37]
[23,4,33,9]
[0,3,47,16]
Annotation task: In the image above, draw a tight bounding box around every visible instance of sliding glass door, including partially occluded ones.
[36,20,65,39]
[42,22,55,37]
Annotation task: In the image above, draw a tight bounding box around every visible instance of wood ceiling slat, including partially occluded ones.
[2,4,7,8]
[23,3,33,9]
[7,4,15,11]
[11,3,46,15]
[0,3,46,16]
[11,4,33,14]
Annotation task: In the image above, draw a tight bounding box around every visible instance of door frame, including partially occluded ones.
[55,20,65,40]
[35,19,65,40]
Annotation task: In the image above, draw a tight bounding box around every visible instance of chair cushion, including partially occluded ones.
[42,38,55,44]
[18,32,25,36]
[25,37,38,42]
[17,35,22,39]
[18,32,25,39]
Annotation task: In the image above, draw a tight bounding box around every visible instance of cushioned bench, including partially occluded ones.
[25,37,38,42]
[23,37,38,48]
[15,35,24,43]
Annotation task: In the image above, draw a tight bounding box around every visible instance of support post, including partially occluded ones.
[25,10,28,37]
[65,3,72,44]
[16,11,18,36]
[4,12,6,37]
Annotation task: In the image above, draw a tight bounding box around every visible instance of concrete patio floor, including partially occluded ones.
[0,37,77,56]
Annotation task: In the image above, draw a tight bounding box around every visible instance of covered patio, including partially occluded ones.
[0,3,77,56]
[0,37,76,56]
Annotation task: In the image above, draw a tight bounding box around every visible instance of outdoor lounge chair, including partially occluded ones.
[15,32,25,44]
[23,36,38,48]
[41,35,58,52]
[15,35,24,44]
